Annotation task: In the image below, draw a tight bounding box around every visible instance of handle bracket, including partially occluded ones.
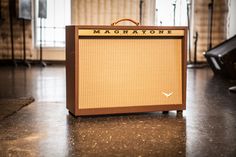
[111,18,139,26]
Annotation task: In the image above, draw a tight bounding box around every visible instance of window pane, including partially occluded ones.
[44,41,54,47]
[55,41,65,47]
[54,0,65,27]
[55,28,65,42]
[156,0,187,26]
[43,28,54,42]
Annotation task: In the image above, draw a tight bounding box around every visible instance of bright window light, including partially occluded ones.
[156,0,188,26]
[35,0,71,48]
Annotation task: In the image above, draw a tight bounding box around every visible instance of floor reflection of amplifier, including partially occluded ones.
[66,25,187,116]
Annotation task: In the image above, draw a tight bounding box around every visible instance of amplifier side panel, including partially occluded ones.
[182,28,187,110]
[66,26,77,114]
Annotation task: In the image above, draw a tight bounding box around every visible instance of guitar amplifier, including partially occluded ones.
[66,19,187,116]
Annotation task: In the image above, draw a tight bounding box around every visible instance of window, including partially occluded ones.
[35,0,71,47]
[156,0,188,26]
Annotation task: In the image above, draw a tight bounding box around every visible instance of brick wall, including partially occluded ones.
[193,0,228,61]
[0,0,33,60]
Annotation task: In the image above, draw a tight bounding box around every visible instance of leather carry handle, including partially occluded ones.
[111,18,139,26]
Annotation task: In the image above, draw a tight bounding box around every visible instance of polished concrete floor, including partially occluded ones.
[0,65,236,157]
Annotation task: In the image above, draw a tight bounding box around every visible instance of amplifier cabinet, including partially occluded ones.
[66,25,187,116]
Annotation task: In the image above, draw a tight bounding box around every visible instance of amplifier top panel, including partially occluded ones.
[67,25,187,37]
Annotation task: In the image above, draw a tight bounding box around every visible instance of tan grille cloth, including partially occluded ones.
[78,38,182,109]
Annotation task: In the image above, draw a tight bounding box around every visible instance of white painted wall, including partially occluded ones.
[228,0,236,38]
